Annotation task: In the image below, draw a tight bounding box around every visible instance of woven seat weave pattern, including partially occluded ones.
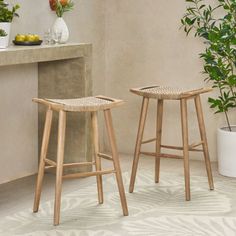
[141,86,186,96]
[47,96,112,107]
[130,85,208,100]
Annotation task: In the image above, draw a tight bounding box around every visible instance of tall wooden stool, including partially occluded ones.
[129,85,214,201]
[33,95,128,225]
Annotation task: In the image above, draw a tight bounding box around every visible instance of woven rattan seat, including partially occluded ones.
[130,85,212,100]
[33,95,124,112]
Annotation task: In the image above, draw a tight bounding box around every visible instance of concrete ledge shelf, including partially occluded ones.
[0,43,92,66]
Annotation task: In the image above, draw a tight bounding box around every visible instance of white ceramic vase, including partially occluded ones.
[0,22,11,48]
[217,126,236,177]
[52,17,69,44]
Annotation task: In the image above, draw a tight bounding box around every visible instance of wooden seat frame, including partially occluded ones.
[129,88,214,201]
[33,96,128,225]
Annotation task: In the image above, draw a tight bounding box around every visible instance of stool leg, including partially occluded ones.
[194,95,214,190]
[155,99,164,183]
[33,107,53,213]
[129,97,149,193]
[180,99,191,201]
[91,111,103,204]
[54,110,66,226]
[104,109,128,216]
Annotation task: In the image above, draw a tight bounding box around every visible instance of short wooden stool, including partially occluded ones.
[33,95,128,225]
[129,85,214,201]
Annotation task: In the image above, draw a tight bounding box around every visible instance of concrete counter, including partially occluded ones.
[0,43,93,183]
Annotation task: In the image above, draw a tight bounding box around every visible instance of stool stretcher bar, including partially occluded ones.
[161,144,203,152]
[45,158,57,167]
[140,152,183,159]
[44,159,95,170]
[141,138,203,152]
[98,153,113,161]
[62,169,116,179]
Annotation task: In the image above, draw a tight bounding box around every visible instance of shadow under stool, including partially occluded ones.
[32,95,128,225]
[129,85,214,201]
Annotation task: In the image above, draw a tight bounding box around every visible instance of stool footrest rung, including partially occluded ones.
[98,153,113,161]
[141,138,156,144]
[44,159,95,170]
[141,138,204,152]
[63,169,116,179]
[161,143,203,152]
[63,162,95,167]
[45,158,57,167]
[189,141,204,148]
[140,152,183,159]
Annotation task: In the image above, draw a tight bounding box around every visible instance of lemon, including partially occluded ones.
[15,34,26,42]
[33,34,40,41]
[25,34,35,42]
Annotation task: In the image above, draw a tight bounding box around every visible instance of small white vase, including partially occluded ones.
[217,125,236,177]
[0,22,11,48]
[52,17,69,44]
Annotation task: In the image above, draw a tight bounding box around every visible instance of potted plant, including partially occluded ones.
[0,0,20,48]
[0,28,7,48]
[181,0,236,177]
[49,0,74,43]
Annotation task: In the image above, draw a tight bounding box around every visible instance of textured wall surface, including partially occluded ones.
[104,0,230,162]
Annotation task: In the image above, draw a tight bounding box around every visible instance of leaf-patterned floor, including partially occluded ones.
[1,171,236,236]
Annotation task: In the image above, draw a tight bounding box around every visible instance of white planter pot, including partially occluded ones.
[52,17,69,44]
[0,22,11,48]
[217,126,236,177]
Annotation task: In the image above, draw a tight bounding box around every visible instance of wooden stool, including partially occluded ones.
[129,85,214,201]
[32,95,128,225]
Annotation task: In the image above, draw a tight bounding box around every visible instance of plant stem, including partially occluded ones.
[224,110,232,131]
[220,87,232,131]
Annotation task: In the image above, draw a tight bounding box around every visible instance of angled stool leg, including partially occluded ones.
[54,110,66,226]
[91,111,103,204]
[194,95,214,190]
[33,107,53,213]
[104,109,128,216]
[180,99,191,201]
[129,97,149,193]
[155,99,164,183]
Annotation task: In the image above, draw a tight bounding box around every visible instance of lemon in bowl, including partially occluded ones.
[25,34,40,42]
[15,34,26,42]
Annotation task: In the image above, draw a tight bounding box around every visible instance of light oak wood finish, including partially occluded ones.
[98,153,114,161]
[63,169,116,179]
[155,99,164,183]
[104,109,129,216]
[33,108,53,213]
[194,95,214,190]
[45,161,95,170]
[54,110,66,226]
[140,152,183,159]
[180,99,191,201]
[45,158,57,167]
[91,111,103,204]
[129,97,149,193]
[141,139,203,152]
[33,96,128,225]
[129,86,214,201]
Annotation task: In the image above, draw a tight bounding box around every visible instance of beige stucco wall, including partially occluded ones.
[0,0,105,184]
[104,0,232,162]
